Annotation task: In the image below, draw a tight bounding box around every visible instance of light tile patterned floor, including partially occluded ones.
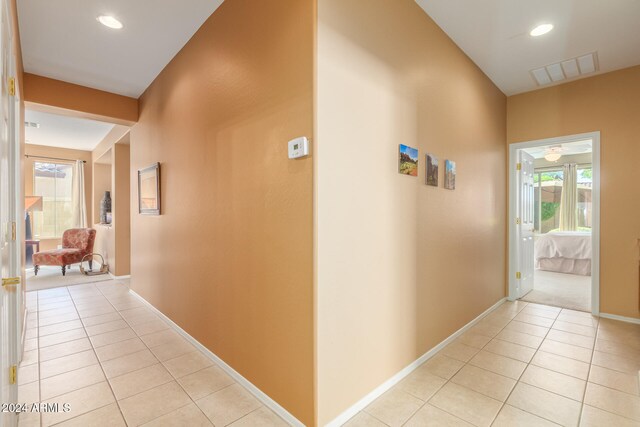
[346,301,640,427]
[18,280,288,427]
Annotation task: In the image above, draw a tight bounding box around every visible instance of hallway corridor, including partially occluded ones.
[346,301,640,426]
[18,281,287,426]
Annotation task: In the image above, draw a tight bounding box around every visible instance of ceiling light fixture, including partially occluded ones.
[530,23,553,37]
[544,146,563,162]
[97,15,123,30]
[544,152,561,162]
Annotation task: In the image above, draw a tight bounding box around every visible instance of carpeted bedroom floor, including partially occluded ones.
[521,269,591,312]
[26,264,114,291]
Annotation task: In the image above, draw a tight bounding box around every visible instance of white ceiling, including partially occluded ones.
[18,0,224,98]
[25,110,114,151]
[416,0,640,95]
[18,1,640,98]
[524,139,592,159]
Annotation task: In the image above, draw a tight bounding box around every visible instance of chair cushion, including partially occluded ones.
[63,228,96,253]
[33,248,84,266]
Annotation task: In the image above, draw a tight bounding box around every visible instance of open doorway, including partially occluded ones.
[23,108,131,292]
[509,132,600,315]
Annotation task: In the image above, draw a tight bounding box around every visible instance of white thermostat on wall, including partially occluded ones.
[288,136,309,159]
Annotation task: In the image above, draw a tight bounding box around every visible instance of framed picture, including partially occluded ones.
[398,144,418,176]
[444,159,456,190]
[426,153,438,186]
[138,162,161,215]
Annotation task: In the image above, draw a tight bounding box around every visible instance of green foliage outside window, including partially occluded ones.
[541,202,559,221]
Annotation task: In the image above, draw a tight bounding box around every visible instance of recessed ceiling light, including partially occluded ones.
[530,23,553,37]
[97,15,123,30]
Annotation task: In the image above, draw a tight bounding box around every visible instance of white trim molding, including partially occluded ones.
[600,312,640,325]
[508,132,601,316]
[109,273,131,280]
[128,290,304,427]
[326,297,508,427]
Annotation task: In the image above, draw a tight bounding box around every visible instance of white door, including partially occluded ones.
[0,0,21,424]
[516,150,535,298]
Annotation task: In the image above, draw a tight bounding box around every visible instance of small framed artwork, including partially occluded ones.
[138,162,161,215]
[444,160,456,190]
[398,144,418,176]
[425,153,438,186]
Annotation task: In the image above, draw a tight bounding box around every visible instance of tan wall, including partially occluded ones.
[507,66,640,319]
[92,126,130,163]
[113,144,130,276]
[91,136,130,277]
[92,162,113,270]
[24,73,138,126]
[92,161,111,226]
[316,0,507,423]
[24,144,93,252]
[129,0,315,424]
[10,0,23,96]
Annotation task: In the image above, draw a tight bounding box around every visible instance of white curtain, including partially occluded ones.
[72,160,88,228]
[559,163,578,231]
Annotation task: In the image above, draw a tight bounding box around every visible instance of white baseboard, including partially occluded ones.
[128,290,304,427]
[326,297,508,427]
[109,273,131,280]
[599,312,640,325]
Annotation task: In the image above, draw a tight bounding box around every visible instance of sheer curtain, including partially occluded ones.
[72,160,88,228]
[559,163,577,231]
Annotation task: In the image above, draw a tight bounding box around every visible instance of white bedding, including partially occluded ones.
[535,231,592,276]
[535,232,592,260]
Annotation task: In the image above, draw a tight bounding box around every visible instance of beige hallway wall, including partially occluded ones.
[507,66,640,319]
[112,143,130,277]
[316,0,507,423]
[129,0,315,424]
[24,73,138,126]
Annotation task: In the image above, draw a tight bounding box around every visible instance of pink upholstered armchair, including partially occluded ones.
[33,228,97,276]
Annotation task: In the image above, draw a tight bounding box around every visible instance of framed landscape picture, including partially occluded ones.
[398,144,418,176]
[138,162,161,215]
[426,153,438,186]
[444,159,456,190]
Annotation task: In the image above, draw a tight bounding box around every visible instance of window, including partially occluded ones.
[533,169,563,234]
[33,162,74,238]
[577,167,593,230]
[533,166,592,234]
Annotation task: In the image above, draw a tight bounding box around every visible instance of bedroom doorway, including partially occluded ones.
[508,132,601,315]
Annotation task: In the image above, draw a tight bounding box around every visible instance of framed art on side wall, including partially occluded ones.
[426,153,438,186]
[398,144,419,176]
[138,162,161,215]
[444,159,456,190]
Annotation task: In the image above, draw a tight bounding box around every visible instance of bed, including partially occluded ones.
[534,231,592,276]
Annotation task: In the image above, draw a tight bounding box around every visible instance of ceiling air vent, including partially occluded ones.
[530,52,599,86]
[25,121,40,128]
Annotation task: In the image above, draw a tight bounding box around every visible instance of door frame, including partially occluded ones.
[0,0,22,420]
[508,131,601,316]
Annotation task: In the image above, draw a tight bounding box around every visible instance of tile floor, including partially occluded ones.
[17,280,288,427]
[346,301,640,427]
